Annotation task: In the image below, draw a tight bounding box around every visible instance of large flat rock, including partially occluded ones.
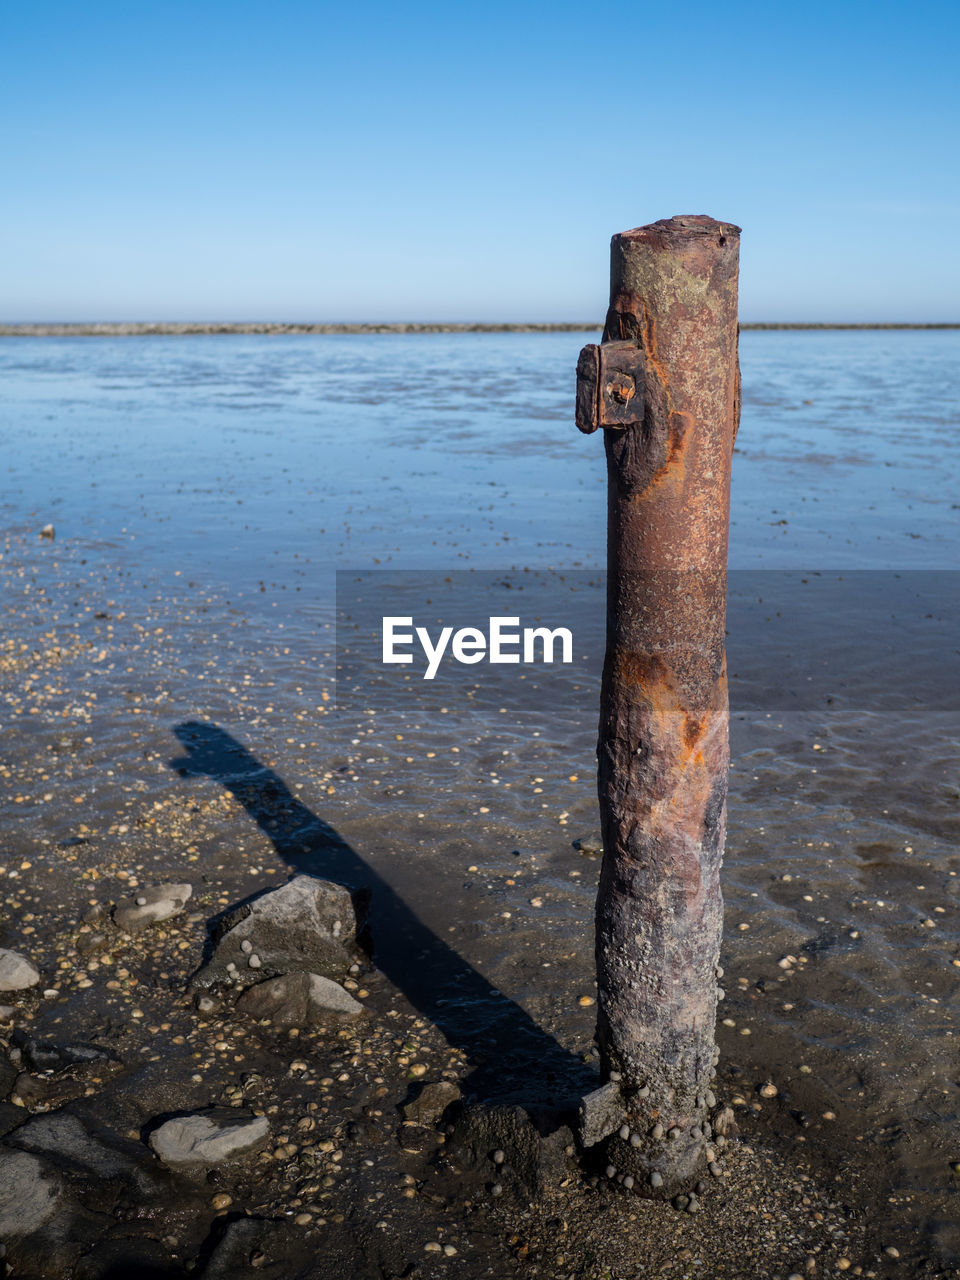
[0,948,40,992]
[236,971,364,1027]
[149,1110,270,1168]
[113,882,192,931]
[0,1150,63,1238]
[9,1110,159,1197]
[192,875,363,989]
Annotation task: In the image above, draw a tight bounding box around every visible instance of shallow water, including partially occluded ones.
[1,331,959,1265]
[2,329,958,580]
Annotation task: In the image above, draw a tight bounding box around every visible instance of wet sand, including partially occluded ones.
[2,524,959,1277]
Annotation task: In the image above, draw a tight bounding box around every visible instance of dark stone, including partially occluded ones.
[0,1100,28,1138]
[8,1109,162,1202]
[12,1071,93,1110]
[448,1103,576,1196]
[12,1032,122,1075]
[402,1079,461,1127]
[0,1046,16,1100]
[236,971,364,1027]
[193,876,367,990]
[73,1236,185,1280]
[77,931,110,956]
[577,1081,625,1147]
[712,1105,738,1138]
[113,882,192,932]
[199,1216,311,1279]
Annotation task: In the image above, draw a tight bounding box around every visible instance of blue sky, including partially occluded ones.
[2,1,958,321]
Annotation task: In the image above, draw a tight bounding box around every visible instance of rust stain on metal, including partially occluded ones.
[579,214,740,1198]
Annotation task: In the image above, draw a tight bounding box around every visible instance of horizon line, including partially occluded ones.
[1,321,959,337]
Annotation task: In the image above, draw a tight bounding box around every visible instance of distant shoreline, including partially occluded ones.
[1,320,959,337]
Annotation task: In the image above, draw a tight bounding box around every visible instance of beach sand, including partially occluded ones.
[1,525,958,1279]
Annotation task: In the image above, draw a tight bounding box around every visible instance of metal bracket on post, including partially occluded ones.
[575,340,645,434]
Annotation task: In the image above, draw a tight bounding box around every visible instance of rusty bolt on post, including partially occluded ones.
[576,215,741,1199]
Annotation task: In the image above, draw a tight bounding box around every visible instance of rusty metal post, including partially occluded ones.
[576,215,741,1198]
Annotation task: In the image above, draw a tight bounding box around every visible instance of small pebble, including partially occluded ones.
[578,996,595,1006]
[241,940,253,954]
[249,954,262,969]
[650,1171,663,1188]
[651,1124,664,1140]
[605,1164,616,1178]
[686,1195,700,1213]
[618,1125,630,1140]
[211,1194,233,1211]
[490,1183,502,1197]
[294,1213,312,1226]
[759,1082,778,1098]
[622,1174,634,1189]
[883,1246,900,1259]
[424,1241,442,1253]
[837,1260,851,1271]
[668,1127,681,1141]
[443,1245,457,1257]
[492,1149,505,1164]
[135,896,147,907]
[709,1162,722,1177]
[630,1132,642,1147]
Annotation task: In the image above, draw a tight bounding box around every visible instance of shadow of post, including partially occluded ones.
[169,720,592,1104]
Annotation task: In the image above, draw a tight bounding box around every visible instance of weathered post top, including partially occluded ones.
[579,215,740,1202]
[578,213,741,567]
